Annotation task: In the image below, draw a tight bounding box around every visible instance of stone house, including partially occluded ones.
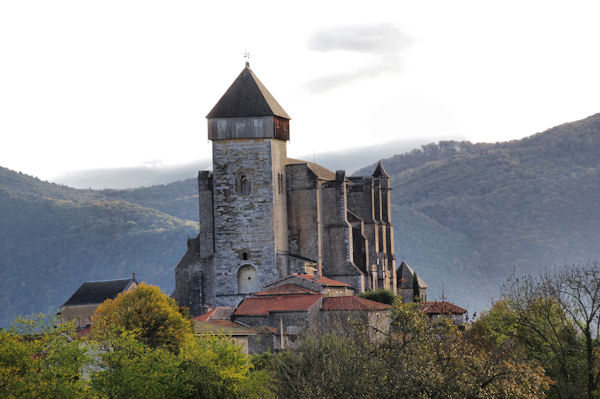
[59,275,138,329]
[421,301,467,326]
[231,280,391,344]
[173,63,397,315]
[193,309,278,355]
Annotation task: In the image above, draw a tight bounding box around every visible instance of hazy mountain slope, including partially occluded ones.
[0,167,198,326]
[2,113,598,324]
[53,138,444,189]
[358,113,600,311]
[101,179,200,222]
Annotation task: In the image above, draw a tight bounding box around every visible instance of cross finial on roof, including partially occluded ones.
[244,49,250,67]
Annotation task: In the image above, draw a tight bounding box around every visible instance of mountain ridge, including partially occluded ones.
[1,113,599,324]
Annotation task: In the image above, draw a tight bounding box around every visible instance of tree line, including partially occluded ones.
[2,262,600,398]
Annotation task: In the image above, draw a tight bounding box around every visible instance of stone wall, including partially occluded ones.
[286,163,323,274]
[212,138,288,307]
[320,172,364,291]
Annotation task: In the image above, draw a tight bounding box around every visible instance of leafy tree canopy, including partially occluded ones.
[358,289,395,305]
[92,283,192,353]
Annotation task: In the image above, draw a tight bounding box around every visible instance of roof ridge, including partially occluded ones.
[206,65,290,119]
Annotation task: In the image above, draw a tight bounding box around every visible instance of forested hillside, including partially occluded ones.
[1,113,599,325]
[0,168,198,326]
[356,113,600,311]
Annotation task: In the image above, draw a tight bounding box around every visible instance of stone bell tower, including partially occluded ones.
[205,62,291,307]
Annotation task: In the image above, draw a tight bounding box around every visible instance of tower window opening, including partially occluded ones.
[237,174,250,196]
[242,252,248,260]
[277,173,283,194]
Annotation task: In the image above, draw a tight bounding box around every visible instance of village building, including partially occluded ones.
[396,261,429,302]
[173,63,397,315]
[59,274,138,329]
[421,301,467,326]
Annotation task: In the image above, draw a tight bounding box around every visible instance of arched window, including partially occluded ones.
[237,264,258,293]
[237,174,250,196]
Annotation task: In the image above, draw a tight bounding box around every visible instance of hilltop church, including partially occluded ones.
[173,63,398,315]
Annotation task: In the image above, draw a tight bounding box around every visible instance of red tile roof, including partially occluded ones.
[194,308,217,322]
[421,301,467,315]
[233,294,323,316]
[254,284,319,296]
[193,307,235,322]
[321,296,392,311]
[76,325,91,337]
[295,274,351,287]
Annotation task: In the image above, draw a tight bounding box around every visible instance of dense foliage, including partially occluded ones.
[357,289,395,304]
[0,287,272,399]
[265,301,550,399]
[92,283,192,353]
[473,262,600,399]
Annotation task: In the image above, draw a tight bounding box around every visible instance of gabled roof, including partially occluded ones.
[285,158,337,180]
[321,296,392,311]
[397,261,428,289]
[294,274,351,287]
[61,278,136,307]
[206,65,291,119]
[421,301,467,315]
[254,284,319,296]
[233,294,323,316]
[372,161,391,178]
[193,307,235,322]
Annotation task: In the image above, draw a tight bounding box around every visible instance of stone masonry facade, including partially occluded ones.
[173,64,396,315]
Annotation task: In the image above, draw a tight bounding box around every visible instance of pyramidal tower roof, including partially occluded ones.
[206,64,291,120]
[372,161,391,178]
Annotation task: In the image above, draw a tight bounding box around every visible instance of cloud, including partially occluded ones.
[306,24,410,92]
[308,24,410,55]
[306,56,402,93]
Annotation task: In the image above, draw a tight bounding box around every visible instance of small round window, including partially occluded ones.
[237,174,251,196]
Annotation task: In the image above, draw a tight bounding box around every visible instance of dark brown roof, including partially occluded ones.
[61,278,136,307]
[321,296,392,311]
[233,294,323,316]
[206,65,291,119]
[421,301,467,315]
[372,161,391,178]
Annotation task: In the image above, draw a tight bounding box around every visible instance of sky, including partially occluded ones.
[1,0,599,181]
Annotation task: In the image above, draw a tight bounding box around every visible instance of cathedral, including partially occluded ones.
[173,63,396,315]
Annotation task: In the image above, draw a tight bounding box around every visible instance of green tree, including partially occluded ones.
[179,335,273,399]
[412,271,420,302]
[266,300,549,399]
[92,283,192,353]
[357,289,395,304]
[0,316,91,399]
[503,262,600,398]
[91,331,188,399]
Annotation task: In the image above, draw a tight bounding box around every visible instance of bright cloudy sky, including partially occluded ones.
[1,0,599,181]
